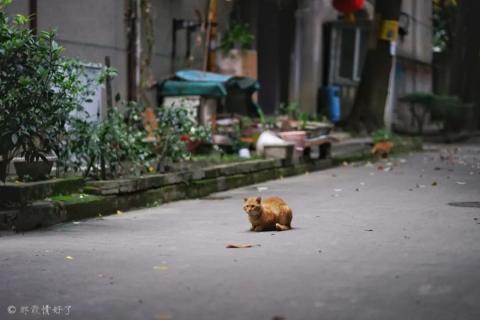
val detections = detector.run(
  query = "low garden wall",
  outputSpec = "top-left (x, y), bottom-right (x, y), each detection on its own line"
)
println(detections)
top-left (0, 158), bottom-right (332, 232)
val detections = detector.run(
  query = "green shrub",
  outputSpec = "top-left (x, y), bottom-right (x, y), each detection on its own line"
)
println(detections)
top-left (64, 101), bottom-right (153, 179)
top-left (372, 129), bottom-right (397, 144)
top-left (0, 6), bottom-right (96, 180)
top-left (399, 93), bottom-right (464, 134)
top-left (152, 107), bottom-right (211, 164)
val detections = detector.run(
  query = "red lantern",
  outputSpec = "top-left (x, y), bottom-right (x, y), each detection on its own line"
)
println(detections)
top-left (332, 0), bottom-right (365, 13)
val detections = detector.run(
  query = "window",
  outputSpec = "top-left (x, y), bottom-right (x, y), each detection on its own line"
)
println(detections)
top-left (327, 23), bottom-right (369, 85)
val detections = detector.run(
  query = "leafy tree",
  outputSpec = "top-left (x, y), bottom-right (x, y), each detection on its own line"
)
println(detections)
top-left (0, 7), bottom-right (91, 181)
top-left (449, 0), bottom-right (480, 128)
top-left (433, 0), bottom-right (458, 52)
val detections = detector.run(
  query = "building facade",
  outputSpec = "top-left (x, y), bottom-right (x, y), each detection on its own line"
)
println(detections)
top-left (6, 0), bottom-right (234, 116)
top-left (6, 0), bottom-right (433, 132)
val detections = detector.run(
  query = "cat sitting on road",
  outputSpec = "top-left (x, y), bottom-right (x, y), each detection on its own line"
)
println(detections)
top-left (243, 196), bottom-right (293, 232)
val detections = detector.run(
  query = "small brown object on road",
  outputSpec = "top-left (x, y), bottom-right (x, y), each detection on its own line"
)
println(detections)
top-left (226, 244), bottom-right (255, 249)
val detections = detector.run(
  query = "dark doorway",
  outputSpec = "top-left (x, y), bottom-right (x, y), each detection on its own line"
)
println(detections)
top-left (257, 0), bottom-right (298, 114)
top-left (232, 0), bottom-right (297, 115)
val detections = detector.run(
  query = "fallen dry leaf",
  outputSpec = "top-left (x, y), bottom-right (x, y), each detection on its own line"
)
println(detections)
top-left (153, 265), bottom-right (169, 271)
top-left (154, 313), bottom-right (173, 320)
top-left (432, 181), bottom-right (438, 186)
top-left (226, 244), bottom-right (255, 249)
top-left (116, 210), bottom-right (123, 215)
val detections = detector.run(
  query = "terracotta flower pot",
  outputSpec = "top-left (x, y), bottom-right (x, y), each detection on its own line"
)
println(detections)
top-left (279, 131), bottom-right (307, 159)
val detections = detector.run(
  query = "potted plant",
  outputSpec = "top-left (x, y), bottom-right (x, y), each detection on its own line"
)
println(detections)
top-left (0, 7), bottom-right (89, 181)
top-left (371, 129), bottom-right (395, 158)
top-left (220, 22), bottom-right (255, 53)
top-left (217, 22), bottom-right (257, 78)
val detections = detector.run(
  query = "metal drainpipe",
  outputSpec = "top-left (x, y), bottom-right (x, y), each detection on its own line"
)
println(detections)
top-left (127, 0), bottom-right (141, 102)
top-left (29, 0), bottom-right (37, 35)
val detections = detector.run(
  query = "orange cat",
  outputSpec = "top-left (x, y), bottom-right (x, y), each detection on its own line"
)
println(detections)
top-left (372, 141), bottom-right (394, 158)
top-left (243, 196), bottom-right (293, 232)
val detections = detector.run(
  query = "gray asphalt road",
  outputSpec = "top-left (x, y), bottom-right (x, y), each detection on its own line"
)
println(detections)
top-left (1, 143), bottom-right (480, 320)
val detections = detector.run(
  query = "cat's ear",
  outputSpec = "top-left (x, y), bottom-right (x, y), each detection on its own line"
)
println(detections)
top-left (256, 197), bottom-right (261, 203)
top-left (244, 197), bottom-right (248, 202)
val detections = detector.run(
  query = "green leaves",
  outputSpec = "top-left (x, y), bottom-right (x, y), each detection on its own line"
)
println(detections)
top-left (0, 11), bottom-right (95, 172)
top-left (372, 129), bottom-right (397, 144)
top-left (0, 0), bottom-right (12, 10)
top-left (220, 22), bottom-right (255, 53)
top-left (151, 106), bottom-right (211, 164)
top-left (14, 14), bottom-right (28, 25)
top-left (98, 66), bottom-right (118, 84)
top-left (64, 102), bottom-right (154, 179)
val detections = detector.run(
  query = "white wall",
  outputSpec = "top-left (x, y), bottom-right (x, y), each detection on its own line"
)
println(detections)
top-left (393, 0), bottom-right (434, 132)
top-left (290, 0), bottom-right (337, 114)
top-left (397, 0), bottom-right (433, 64)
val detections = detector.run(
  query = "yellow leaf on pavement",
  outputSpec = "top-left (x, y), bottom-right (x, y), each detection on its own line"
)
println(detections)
top-left (153, 265), bottom-right (169, 271)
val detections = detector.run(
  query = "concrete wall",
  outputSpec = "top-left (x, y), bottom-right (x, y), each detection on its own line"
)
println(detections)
top-left (397, 0), bottom-right (433, 64)
top-left (150, 0), bottom-right (233, 80)
top-left (290, 0), bottom-right (374, 115)
top-left (290, 0), bottom-right (337, 115)
top-left (6, 0), bottom-right (127, 116)
top-left (393, 0), bottom-right (434, 132)
top-left (5, 0), bottom-right (234, 111)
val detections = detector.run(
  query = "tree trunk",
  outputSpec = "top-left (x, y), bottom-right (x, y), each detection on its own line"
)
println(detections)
top-left (347, 0), bottom-right (403, 133)
top-left (450, 0), bottom-right (480, 129)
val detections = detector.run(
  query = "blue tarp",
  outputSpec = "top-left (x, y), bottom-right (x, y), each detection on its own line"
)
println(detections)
top-left (175, 70), bottom-right (232, 83)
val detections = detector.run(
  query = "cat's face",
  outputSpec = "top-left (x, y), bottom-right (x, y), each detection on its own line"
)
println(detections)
top-left (243, 197), bottom-right (262, 217)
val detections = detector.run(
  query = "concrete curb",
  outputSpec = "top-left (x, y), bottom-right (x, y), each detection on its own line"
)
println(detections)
top-left (2, 138), bottom-right (422, 232)
top-left (5, 159), bottom-right (332, 232)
